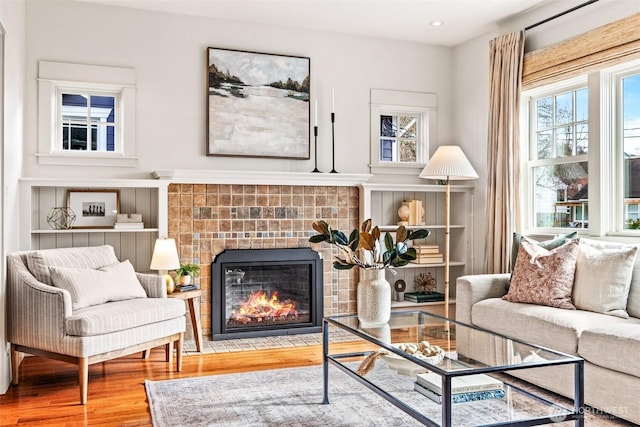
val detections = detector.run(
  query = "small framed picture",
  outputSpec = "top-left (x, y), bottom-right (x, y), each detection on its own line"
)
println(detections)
top-left (67, 189), bottom-right (120, 229)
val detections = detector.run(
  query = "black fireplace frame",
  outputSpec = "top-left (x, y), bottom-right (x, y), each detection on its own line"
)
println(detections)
top-left (211, 248), bottom-right (323, 340)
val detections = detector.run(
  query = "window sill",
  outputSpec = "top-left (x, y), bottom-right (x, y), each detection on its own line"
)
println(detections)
top-left (369, 163), bottom-right (426, 176)
top-left (36, 153), bottom-right (138, 168)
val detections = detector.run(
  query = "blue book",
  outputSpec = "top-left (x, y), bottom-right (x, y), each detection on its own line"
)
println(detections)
top-left (414, 381), bottom-right (506, 404)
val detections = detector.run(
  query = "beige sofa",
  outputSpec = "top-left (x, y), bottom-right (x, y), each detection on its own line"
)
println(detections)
top-left (456, 239), bottom-right (640, 425)
top-left (7, 245), bottom-right (187, 404)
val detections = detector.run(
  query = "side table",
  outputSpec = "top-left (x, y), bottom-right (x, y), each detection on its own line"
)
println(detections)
top-left (168, 289), bottom-right (205, 353)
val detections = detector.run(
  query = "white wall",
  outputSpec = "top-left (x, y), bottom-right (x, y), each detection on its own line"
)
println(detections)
top-left (453, 0), bottom-right (640, 273)
top-left (0, 0), bottom-right (25, 395)
top-left (23, 0), bottom-right (452, 179)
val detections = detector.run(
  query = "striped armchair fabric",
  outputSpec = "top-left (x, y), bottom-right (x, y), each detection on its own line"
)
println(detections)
top-left (7, 245), bottom-right (186, 404)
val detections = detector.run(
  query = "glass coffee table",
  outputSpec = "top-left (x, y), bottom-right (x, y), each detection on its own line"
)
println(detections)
top-left (323, 311), bottom-right (584, 426)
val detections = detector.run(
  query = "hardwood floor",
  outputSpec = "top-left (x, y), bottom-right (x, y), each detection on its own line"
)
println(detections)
top-left (0, 342), bottom-right (371, 426)
top-left (0, 336), bottom-right (452, 426)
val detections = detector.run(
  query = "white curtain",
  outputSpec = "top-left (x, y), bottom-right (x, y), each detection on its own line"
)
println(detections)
top-left (484, 31), bottom-right (525, 274)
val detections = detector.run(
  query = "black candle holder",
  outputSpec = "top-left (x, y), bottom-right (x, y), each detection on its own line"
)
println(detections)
top-left (330, 112), bottom-right (337, 173)
top-left (311, 126), bottom-right (321, 173)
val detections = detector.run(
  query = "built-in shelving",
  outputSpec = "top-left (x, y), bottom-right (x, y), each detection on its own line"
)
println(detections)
top-left (360, 183), bottom-right (475, 319)
top-left (20, 178), bottom-right (170, 272)
top-left (32, 228), bottom-right (160, 234)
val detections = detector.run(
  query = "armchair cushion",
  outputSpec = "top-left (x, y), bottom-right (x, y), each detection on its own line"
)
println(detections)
top-left (66, 298), bottom-right (186, 336)
top-left (27, 245), bottom-right (119, 285)
top-left (50, 260), bottom-right (147, 309)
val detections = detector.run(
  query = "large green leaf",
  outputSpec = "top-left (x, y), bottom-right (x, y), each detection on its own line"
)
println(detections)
top-left (408, 229), bottom-right (430, 240)
top-left (333, 261), bottom-right (355, 270)
top-left (391, 259), bottom-right (410, 267)
top-left (309, 234), bottom-right (330, 243)
top-left (331, 230), bottom-right (349, 245)
top-left (384, 232), bottom-right (394, 252)
top-left (348, 229), bottom-right (360, 251)
top-left (404, 247), bottom-right (417, 259)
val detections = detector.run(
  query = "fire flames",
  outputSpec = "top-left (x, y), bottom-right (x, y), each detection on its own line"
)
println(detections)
top-left (231, 291), bottom-right (299, 324)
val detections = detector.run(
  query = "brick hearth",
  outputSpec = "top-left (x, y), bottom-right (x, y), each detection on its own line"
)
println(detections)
top-left (167, 183), bottom-right (360, 338)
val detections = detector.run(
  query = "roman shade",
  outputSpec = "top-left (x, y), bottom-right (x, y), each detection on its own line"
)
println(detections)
top-left (522, 12), bottom-right (640, 89)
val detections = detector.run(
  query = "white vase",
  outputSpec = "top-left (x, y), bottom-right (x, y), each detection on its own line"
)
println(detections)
top-left (357, 268), bottom-right (391, 327)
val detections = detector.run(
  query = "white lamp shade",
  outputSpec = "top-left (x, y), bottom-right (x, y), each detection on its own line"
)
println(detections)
top-left (150, 238), bottom-right (180, 271)
top-left (419, 145), bottom-right (479, 181)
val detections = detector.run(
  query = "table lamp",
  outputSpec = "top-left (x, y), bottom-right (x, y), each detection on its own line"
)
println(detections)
top-left (419, 146), bottom-right (478, 327)
top-left (150, 237), bottom-right (180, 294)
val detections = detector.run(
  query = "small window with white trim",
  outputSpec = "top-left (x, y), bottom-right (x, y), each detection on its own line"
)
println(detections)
top-left (59, 90), bottom-right (118, 152)
top-left (379, 112), bottom-right (419, 162)
top-left (369, 89), bottom-right (436, 175)
top-left (38, 61), bottom-right (137, 167)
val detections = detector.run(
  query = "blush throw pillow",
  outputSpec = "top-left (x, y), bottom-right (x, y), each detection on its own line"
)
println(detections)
top-left (50, 260), bottom-right (147, 310)
top-left (572, 241), bottom-right (638, 318)
top-left (510, 231), bottom-right (578, 271)
top-left (504, 237), bottom-right (579, 309)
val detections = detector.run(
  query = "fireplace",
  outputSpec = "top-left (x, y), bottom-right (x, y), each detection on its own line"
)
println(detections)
top-left (211, 248), bottom-right (323, 340)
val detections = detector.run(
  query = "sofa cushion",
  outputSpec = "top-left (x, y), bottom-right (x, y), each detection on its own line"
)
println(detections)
top-left (510, 231), bottom-right (578, 271)
top-left (573, 242), bottom-right (637, 318)
top-left (66, 297), bottom-right (186, 336)
top-left (504, 237), bottom-right (578, 310)
top-left (472, 298), bottom-right (633, 355)
top-left (579, 324), bottom-right (640, 378)
top-left (50, 260), bottom-right (147, 310)
top-left (26, 245), bottom-right (119, 285)
top-left (581, 238), bottom-right (640, 319)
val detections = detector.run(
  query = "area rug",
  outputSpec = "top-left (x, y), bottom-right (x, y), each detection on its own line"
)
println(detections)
top-left (145, 364), bottom-right (632, 426)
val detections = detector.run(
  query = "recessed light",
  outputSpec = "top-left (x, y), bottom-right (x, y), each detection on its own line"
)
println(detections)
top-left (430, 21), bottom-right (443, 27)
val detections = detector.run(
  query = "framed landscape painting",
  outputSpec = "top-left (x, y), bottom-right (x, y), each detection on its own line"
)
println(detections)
top-left (207, 47), bottom-right (310, 159)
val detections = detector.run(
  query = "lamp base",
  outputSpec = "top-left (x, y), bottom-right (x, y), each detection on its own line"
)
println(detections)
top-left (163, 274), bottom-right (176, 294)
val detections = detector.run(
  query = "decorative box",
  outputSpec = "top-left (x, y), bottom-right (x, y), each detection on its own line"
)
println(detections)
top-left (116, 213), bottom-right (142, 223)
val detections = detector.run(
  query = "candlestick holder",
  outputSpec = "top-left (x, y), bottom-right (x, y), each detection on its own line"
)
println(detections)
top-left (311, 126), bottom-right (321, 173)
top-left (330, 112), bottom-right (338, 173)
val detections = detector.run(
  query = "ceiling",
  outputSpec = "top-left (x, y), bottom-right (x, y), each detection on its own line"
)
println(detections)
top-left (78, 0), bottom-right (553, 47)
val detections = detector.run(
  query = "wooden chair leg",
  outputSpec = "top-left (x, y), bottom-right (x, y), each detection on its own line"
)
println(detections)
top-left (10, 344), bottom-right (20, 385)
top-left (176, 333), bottom-right (184, 372)
top-left (79, 357), bottom-right (88, 405)
top-left (165, 341), bottom-right (174, 363)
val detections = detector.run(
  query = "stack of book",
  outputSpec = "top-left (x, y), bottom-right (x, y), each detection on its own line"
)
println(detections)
top-left (176, 284), bottom-right (199, 292)
top-left (404, 291), bottom-right (445, 303)
top-left (411, 245), bottom-right (443, 264)
top-left (414, 371), bottom-right (505, 404)
top-left (114, 213), bottom-right (144, 230)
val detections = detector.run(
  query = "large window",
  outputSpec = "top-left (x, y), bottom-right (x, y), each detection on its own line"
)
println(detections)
top-left (523, 61), bottom-right (640, 234)
top-left (527, 86), bottom-right (589, 229)
top-left (622, 73), bottom-right (640, 229)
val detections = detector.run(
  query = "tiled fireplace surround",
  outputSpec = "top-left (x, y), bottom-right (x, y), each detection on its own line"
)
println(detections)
top-left (168, 183), bottom-right (360, 339)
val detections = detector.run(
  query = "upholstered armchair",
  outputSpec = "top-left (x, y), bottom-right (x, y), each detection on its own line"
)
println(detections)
top-left (7, 245), bottom-right (186, 404)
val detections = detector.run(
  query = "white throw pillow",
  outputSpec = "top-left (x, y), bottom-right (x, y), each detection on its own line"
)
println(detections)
top-left (50, 260), bottom-right (147, 310)
top-left (573, 241), bottom-right (638, 318)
